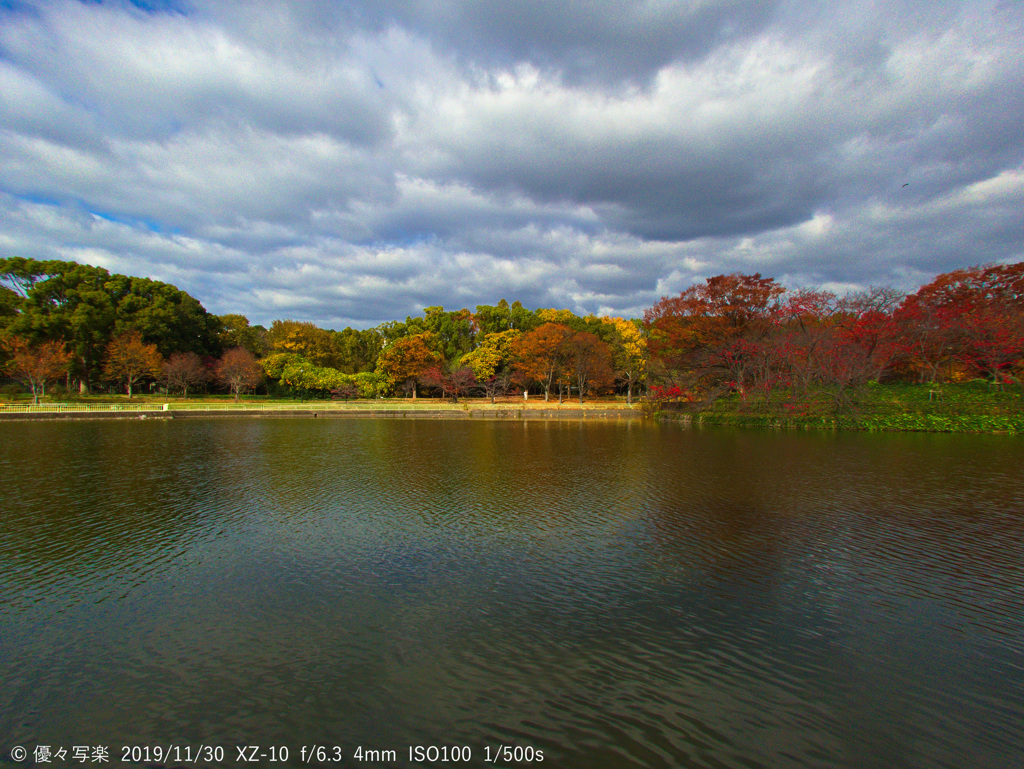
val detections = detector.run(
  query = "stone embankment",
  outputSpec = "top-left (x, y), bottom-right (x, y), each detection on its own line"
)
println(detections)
top-left (0, 406), bottom-right (641, 422)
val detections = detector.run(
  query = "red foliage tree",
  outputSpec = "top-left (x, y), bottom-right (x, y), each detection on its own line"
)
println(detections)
top-left (644, 273), bottom-right (785, 397)
top-left (216, 347), bottom-right (263, 401)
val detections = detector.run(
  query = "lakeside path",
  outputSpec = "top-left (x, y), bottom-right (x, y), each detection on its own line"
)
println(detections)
top-left (0, 400), bottom-right (643, 422)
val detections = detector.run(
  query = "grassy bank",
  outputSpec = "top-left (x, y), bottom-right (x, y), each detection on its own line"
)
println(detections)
top-left (654, 381), bottom-right (1024, 434)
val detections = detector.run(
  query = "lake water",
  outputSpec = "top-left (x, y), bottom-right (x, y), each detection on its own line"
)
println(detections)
top-left (1, 418), bottom-right (1023, 769)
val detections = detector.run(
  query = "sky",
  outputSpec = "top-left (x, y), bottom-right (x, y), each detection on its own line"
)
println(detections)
top-left (1, 0), bottom-right (1022, 329)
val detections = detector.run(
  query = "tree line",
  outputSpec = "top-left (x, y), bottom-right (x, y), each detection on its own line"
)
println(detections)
top-left (644, 264), bottom-right (1024, 408)
top-left (2, 257), bottom-right (1021, 404)
top-left (0, 258), bottom-right (644, 403)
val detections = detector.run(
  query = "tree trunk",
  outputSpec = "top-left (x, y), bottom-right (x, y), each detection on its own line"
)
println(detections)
top-left (627, 382), bottom-right (632, 405)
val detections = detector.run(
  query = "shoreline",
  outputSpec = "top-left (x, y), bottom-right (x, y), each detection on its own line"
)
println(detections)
top-left (0, 406), bottom-right (642, 422)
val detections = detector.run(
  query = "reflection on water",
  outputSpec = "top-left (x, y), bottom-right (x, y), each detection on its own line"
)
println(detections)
top-left (2, 419), bottom-right (1023, 768)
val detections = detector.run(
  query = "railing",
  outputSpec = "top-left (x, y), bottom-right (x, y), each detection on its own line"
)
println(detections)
top-left (0, 403), bottom-right (150, 413)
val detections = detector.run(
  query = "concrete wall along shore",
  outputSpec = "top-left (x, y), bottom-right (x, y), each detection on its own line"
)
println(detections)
top-left (0, 406), bottom-right (641, 422)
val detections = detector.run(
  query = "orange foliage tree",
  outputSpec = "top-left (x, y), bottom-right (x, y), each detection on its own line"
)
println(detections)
top-left (3, 337), bottom-right (73, 404)
top-left (374, 333), bottom-right (443, 398)
top-left (511, 323), bottom-right (572, 401)
top-left (103, 330), bottom-right (163, 398)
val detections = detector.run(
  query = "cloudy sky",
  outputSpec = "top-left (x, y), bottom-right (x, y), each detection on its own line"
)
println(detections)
top-left (1, 0), bottom-right (1022, 329)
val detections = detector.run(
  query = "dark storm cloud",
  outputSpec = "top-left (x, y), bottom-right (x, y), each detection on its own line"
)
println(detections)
top-left (345, 0), bottom-right (780, 86)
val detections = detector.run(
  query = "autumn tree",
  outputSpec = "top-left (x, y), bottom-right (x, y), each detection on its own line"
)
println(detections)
top-left (461, 329), bottom-right (521, 380)
top-left (374, 333), bottom-right (443, 398)
top-left (267, 320), bottom-right (342, 367)
top-left (511, 323), bottom-right (572, 401)
top-left (897, 263), bottom-right (1024, 384)
top-left (103, 331), bottom-right (163, 398)
top-left (564, 331), bottom-right (614, 403)
top-left (162, 351), bottom-right (208, 397)
top-left (606, 317), bottom-right (647, 404)
top-left (216, 347), bottom-right (263, 401)
top-left (3, 337), bottom-right (73, 404)
top-left (644, 273), bottom-right (785, 397)
top-left (420, 362), bottom-right (478, 402)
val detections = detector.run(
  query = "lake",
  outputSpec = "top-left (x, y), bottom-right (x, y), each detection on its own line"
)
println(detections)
top-left (1, 418), bottom-right (1022, 768)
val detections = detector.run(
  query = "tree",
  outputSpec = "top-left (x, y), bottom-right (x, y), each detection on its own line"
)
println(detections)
top-left (374, 333), bottom-right (442, 398)
top-left (103, 331), bottom-right (163, 398)
top-left (216, 347), bottom-right (263, 401)
top-left (606, 317), bottom-right (647, 404)
top-left (162, 351), bottom-right (208, 397)
top-left (108, 274), bottom-right (222, 357)
top-left (267, 320), bottom-right (342, 367)
top-left (420, 362), bottom-right (478, 402)
top-left (564, 331), bottom-right (614, 403)
top-left (461, 329), bottom-right (521, 380)
top-left (511, 323), bottom-right (572, 401)
top-left (218, 314), bottom-right (268, 357)
top-left (3, 337), bottom-right (73, 404)
top-left (1, 258), bottom-right (219, 391)
top-left (644, 273), bottom-right (785, 396)
top-left (2, 259), bottom-right (117, 391)
top-left (480, 370), bottom-right (513, 403)
top-left (420, 306), bottom-right (477, 360)
top-left (332, 326), bottom-right (385, 374)
top-left (897, 263), bottom-right (1024, 384)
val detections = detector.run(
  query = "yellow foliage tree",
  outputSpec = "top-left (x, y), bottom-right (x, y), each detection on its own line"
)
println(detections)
top-left (460, 329), bottom-right (522, 380)
top-left (605, 317), bottom-right (648, 404)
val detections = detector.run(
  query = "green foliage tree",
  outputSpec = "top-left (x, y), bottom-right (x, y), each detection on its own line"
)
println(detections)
top-left (332, 326), bottom-right (385, 374)
top-left (108, 275), bottom-right (221, 356)
top-left (218, 314), bottom-right (268, 357)
top-left (1, 258), bottom-right (219, 391)
top-left (420, 306), bottom-right (477, 360)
